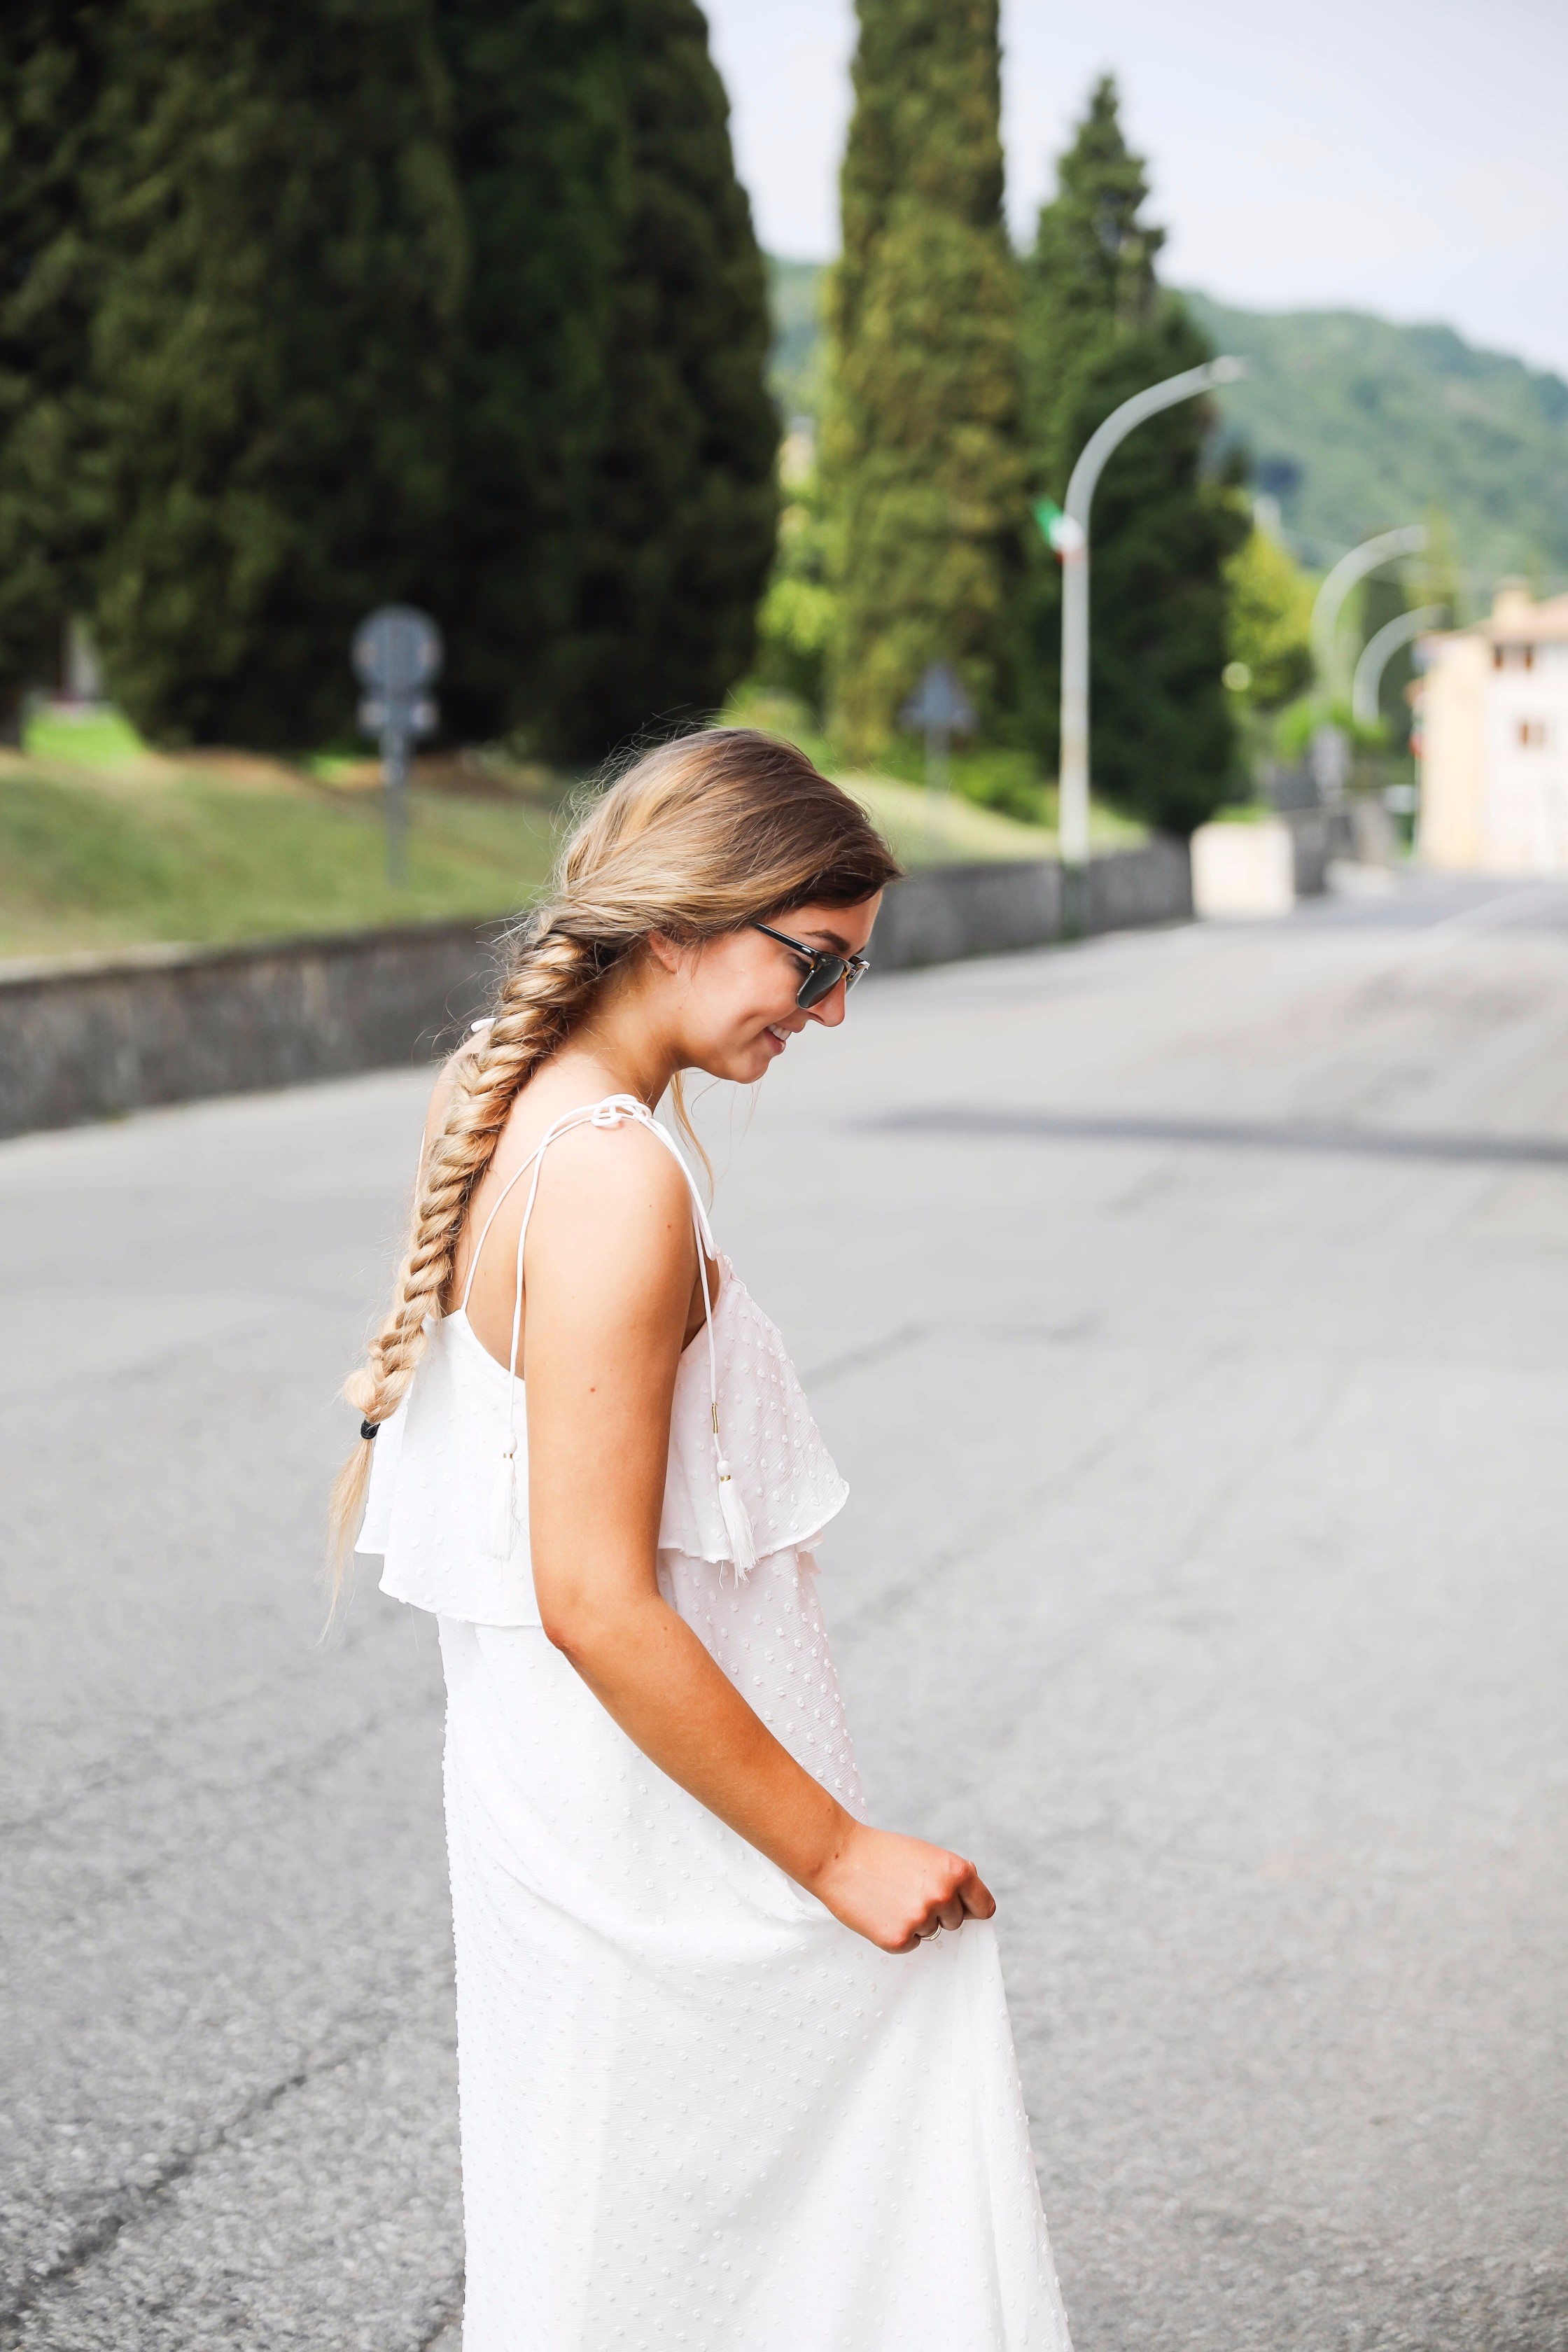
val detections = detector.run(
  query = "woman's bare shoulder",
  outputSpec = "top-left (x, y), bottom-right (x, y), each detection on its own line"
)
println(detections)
top-left (518, 1114), bottom-right (700, 1348)
top-left (534, 1112), bottom-right (694, 1233)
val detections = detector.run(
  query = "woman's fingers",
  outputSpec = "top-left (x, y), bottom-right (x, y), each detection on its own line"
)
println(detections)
top-left (960, 1867), bottom-right (996, 1920)
top-left (911, 1860), bottom-right (995, 1943)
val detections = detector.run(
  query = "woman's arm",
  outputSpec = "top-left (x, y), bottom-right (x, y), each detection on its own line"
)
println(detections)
top-left (522, 1125), bottom-right (993, 1954)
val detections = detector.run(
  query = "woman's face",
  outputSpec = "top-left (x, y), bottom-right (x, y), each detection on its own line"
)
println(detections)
top-left (659, 895), bottom-right (883, 1085)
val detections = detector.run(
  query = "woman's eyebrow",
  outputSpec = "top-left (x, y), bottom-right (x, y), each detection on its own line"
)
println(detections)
top-left (801, 926), bottom-right (850, 951)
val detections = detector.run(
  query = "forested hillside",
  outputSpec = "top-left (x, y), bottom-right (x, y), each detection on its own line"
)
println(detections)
top-left (769, 259), bottom-right (1568, 593)
top-left (1185, 293), bottom-right (1568, 590)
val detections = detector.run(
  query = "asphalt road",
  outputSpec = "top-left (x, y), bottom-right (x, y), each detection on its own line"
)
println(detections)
top-left (4, 872), bottom-right (1567, 2351)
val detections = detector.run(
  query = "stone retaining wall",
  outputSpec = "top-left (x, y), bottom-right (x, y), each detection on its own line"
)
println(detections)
top-left (0, 839), bottom-right (1190, 1139)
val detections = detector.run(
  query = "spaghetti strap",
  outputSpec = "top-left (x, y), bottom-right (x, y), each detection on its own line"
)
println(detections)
top-left (461, 1156), bottom-right (539, 1315)
top-left (477, 1094), bottom-right (755, 1574)
top-left (463, 1093), bottom-right (716, 1312)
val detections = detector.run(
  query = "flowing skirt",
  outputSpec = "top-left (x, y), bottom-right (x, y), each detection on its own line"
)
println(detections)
top-left (438, 1548), bottom-right (1071, 2351)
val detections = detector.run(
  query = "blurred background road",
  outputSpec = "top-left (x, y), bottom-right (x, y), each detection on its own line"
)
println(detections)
top-left (4, 876), bottom-right (1567, 2352)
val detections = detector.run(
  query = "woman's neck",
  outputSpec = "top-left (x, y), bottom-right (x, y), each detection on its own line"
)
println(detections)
top-left (545, 1004), bottom-right (680, 1112)
top-left (526, 943), bottom-right (697, 1110)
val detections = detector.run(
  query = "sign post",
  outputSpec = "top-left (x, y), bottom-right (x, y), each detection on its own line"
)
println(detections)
top-left (899, 662), bottom-right (977, 856)
top-left (353, 606), bottom-right (444, 886)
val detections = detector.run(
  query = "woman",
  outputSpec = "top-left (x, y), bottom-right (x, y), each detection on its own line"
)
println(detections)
top-left (334, 730), bottom-right (1072, 2350)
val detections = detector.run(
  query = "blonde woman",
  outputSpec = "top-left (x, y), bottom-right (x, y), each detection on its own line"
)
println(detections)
top-left (335, 732), bottom-right (1072, 2350)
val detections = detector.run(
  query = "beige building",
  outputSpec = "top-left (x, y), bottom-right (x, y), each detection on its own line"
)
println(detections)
top-left (1417, 584), bottom-right (1568, 872)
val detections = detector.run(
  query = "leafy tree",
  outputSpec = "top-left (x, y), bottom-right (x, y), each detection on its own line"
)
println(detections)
top-left (0, 4), bottom-right (107, 728)
top-left (823, 0), bottom-right (1025, 762)
top-left (1225, 522), bottom-right (1313, 710)
top-left (545, 0), bottom-right (778, 757)
top-left (1021, 78), bottom-right (1247, 834)
top-left (80, 0), bottom-right (465, 749)
top-left (751, 430), bottom-right (836, 716)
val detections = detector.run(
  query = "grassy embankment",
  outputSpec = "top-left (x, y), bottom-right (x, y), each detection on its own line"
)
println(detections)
top-left (0, 713), bottom-right (564, 962)
top-left (0, 699), bottom-right (1138, 964)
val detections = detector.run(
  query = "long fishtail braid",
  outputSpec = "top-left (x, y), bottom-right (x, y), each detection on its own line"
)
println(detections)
top-left (327, 923), bottom-right (612, 1578)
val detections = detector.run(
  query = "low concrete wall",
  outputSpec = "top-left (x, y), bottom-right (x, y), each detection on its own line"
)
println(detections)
top-left (870, 836), bottom-right (1190, 971)
top-left (868, 859), bottom-right (1063, 969)
top-left (0, 920), bottom-right (507, 1142)
top-left (0, 839), bottom-right (1191, 1139)
top-left (1084, 834), bottom-right (1194, 934)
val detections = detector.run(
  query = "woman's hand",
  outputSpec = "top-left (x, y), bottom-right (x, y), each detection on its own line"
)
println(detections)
top-left (808, 1821), bottom-right (996, 1954)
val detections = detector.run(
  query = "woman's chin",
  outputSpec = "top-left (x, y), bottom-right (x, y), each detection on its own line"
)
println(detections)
top-left (686, 1044), bottom-right (774, 1085)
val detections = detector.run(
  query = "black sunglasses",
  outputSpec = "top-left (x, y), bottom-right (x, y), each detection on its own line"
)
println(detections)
top-left (752, 920), bottom-right (871, 1009)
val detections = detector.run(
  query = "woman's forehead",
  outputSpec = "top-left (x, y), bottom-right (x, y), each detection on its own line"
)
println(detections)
top-left (778, 895), bottom-right (881, 950)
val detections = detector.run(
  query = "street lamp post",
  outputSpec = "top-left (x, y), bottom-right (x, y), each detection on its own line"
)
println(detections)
top-left (1309, 525), bottom-right (1427, 705)
top-left (1350, 606), bottom-right (1446, 730)
top-left (1053, 356), bottom-right (1247, 923)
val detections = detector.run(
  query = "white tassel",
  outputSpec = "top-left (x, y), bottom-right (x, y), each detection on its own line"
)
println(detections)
top-left (715, 1452), bottom-right (758, 1579)
top-left (488, 1440), bottom-right (518, 1558)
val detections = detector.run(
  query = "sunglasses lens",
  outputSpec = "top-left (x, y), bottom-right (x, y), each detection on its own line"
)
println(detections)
top-left (796, 958), bottom-right (847, 1009)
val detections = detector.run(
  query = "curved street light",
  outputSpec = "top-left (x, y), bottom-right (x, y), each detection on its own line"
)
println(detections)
top-left (1056, 356), bottom-right (1247, 886)
top-left (1310, 525), bottom-right (1427, 703)
top-left (1350, 606), bottom-right (1446, 729)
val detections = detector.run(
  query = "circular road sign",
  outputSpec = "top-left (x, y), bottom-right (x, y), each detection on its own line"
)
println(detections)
top-left (352, 606), bottom-right (444, 698)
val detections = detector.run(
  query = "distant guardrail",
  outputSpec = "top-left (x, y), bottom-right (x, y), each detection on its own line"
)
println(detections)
top-left (0, 839), bottom-right (1190, 1140)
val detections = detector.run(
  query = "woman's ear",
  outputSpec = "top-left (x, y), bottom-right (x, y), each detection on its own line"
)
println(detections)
top-left (645, 930), bottom-right (685, 979)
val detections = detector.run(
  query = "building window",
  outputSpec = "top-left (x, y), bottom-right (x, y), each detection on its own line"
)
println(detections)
top-left (1518, 718), bottom-right (1548, 748)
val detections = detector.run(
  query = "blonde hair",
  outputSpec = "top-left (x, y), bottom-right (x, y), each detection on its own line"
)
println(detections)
top-left (327, 727), bottom-right (900, 1585)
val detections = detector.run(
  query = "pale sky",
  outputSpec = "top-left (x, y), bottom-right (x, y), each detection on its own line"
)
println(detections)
top-left (704, 0), bottom-right (1568, 379)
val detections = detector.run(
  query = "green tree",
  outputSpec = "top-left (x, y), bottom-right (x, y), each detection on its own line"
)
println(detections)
top-left (81, 0), bottom-right (465, 749)
top-left (1021, 78), bottom-right (1246, 834)
top-left (823, 0), bottom-right (1025, 762)
top-left (0, 4), bottom-right (107, 727)
top-left (751, 428), bottom-right (836, 715)
top-left (429, 0), bottom-right (622, 746)
top-left (545, 0), bottom-right (778, 757)
top-left (1224, 522), bottom-right (1313, 711)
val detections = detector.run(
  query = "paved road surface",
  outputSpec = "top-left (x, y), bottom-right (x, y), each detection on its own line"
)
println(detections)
top-left (4, 874), bottom-right (1567, 2351)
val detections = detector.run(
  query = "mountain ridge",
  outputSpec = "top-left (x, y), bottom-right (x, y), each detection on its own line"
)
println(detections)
top-left (1185, 290), bottom-right (1568, 594)
top-left (766, 257), bottom-right (1568, 599)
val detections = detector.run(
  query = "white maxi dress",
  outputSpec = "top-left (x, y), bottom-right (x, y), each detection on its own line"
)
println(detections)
top-left (357, 1095), bottom-right (1072, 2352)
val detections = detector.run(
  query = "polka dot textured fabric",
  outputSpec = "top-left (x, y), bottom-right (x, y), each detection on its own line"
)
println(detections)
top-left (441, 1553), bottom-right (1072, 2351)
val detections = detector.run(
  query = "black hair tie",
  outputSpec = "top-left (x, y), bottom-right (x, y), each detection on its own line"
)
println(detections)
top-left (360, 1418), bottom-right (379, 1441)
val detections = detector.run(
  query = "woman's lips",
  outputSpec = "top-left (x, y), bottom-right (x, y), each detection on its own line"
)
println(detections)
top-left (764, 1023), bottom-right (789, 1052)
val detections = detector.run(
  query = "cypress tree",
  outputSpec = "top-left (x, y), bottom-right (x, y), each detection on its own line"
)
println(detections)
top-left (428, 0), bottom-right (624, 746)
top-left (80, 0), bottom-right (464, 749)
top-left (1021, 78), bottom-right (1247, 835)
top-left (823, 0), bottom-right (1024, 762)
top-left (8, 0), bottom-right (771, 758)
top-left (545, 0), bottom-right (778, 758)
top-left (0, 4), bottom-right (106, 725)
